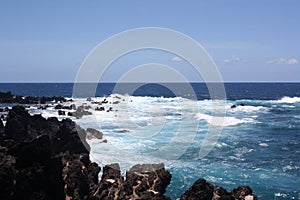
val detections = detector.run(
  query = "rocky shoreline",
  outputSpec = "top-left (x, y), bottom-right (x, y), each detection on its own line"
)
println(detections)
top-left (0, 92), bottom-right (257, 200)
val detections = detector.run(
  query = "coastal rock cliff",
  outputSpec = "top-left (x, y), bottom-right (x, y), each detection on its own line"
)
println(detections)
top-left (0, 105), bottom-right (257, 200)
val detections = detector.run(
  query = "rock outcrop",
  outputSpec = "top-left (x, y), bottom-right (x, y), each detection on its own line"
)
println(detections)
top-left (96, 163), bottom-right (171, 200)
top-left (67, 105), bottom-right (92, 119)
top-left (180, 178), bottom-right (257, 200)
top-left (0, 91), bottom-right (67, 104)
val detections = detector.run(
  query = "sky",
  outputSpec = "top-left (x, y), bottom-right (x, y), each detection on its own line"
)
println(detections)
top-left (0, 0), bottom-right (299, 82)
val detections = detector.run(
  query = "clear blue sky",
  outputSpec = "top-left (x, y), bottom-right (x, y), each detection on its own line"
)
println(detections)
top-left (0, 0), bottom-right (299, 82)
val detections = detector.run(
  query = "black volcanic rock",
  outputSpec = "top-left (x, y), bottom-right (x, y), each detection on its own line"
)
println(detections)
top-left (59, 152), bottom-right (100, 200)
top-left (182, 179), bottom-right (257, 200)
top-left (97, 163), bottom-right (126, 200)
top-left (55, 104), bottom-right (63, 109)
top-left (96, 163), bottom-right (171, 200)
top-left (0, 91), bottom-right (67, 104)
top-left (180, 178), bottom-right (214, 200)
top-left (0, 147), bottom-right (16, 200)
top-left (125, 163), bottom-right (172, 200)
top-left (213, 186), bottom-right (233, 200)
top-left (231, 186), bottom-right (257, 200)
top-left (3, 106), bottom-right (90, 154)
top-left (67, 105), bottom-right (92, 119)
top-left (58, 110), bottom-right (65, 115)
top-left (0, 106), bottom-right (96, 199)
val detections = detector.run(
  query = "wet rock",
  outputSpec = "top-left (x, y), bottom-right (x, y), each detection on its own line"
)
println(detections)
top-left (180, 178), bottom-right (214, 200)
top-left (231, 105), bottom-right (237, 109)
top-left (68, 106), bottom-right (92, 119)
top-left (58, 110), bottom-right (65, 115)
top-left (95, 107), bottom-right (105, 111)
top-left (70, 104), bottom-right (76, 110)
top-left (102, 98), bottom-right (109, 104)
top-left (86, 128), bottom-right (103, 140)
top-left (55, 104), bottom-right (63, 109)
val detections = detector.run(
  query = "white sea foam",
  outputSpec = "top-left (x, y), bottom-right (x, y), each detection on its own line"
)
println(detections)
top-left (275, 96), bottom-right (300, 104)
top-left (227, 105), bottom-right (267, 113)
top-left (274, 192), bottom-right (288, 198)
top-left (259, 143), bottom-right (269, 147)
top-left (195, 113), bottom-right (256, 126)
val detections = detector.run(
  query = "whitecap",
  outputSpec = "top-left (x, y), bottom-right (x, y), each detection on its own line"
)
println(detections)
top-left (274, 96), bottom-right (300, 104)
top-left (195, 113), bottom-right (257, 126)
top-left (227, 105), bottom-right (268, 113)
top-left (259, 143), bottom-right (269, 147)
top-left (274, 192), bottom-right (288, 198)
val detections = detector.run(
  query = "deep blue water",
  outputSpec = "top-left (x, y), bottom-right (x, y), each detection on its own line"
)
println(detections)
top-left (1, 82), bottom-right (300, 100)
top-left (1, 83), bottom-right (300, 199)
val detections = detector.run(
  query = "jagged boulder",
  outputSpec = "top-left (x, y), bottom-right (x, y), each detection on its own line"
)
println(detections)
top-left (213, 186), bottom-right (233, 200)
top-left (4, 106), bottom-right (90, 153)
top-left (231, 186), bottom-right (257, 200)
top-left (59, 152), bottom-right (100, 200)
top-left (96, 163), bottom-right (172, 200)
top-left (125, 163), bottom-right (172, 200)
top-left (180, 178), bottom-right (214, 200)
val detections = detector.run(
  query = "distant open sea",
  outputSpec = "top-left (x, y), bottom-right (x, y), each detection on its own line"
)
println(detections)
top-left (1, 82), bottom-right (300, 199)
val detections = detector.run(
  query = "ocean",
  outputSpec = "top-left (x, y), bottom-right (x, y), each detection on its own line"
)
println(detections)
top-left (1, 83), bottom-right (300, 199)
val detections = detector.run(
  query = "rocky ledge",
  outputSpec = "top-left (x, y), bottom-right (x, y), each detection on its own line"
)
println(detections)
top-left (0, 106), bottom-right (257, 200)
top-left (0, 91), bottom-right (68, 104)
